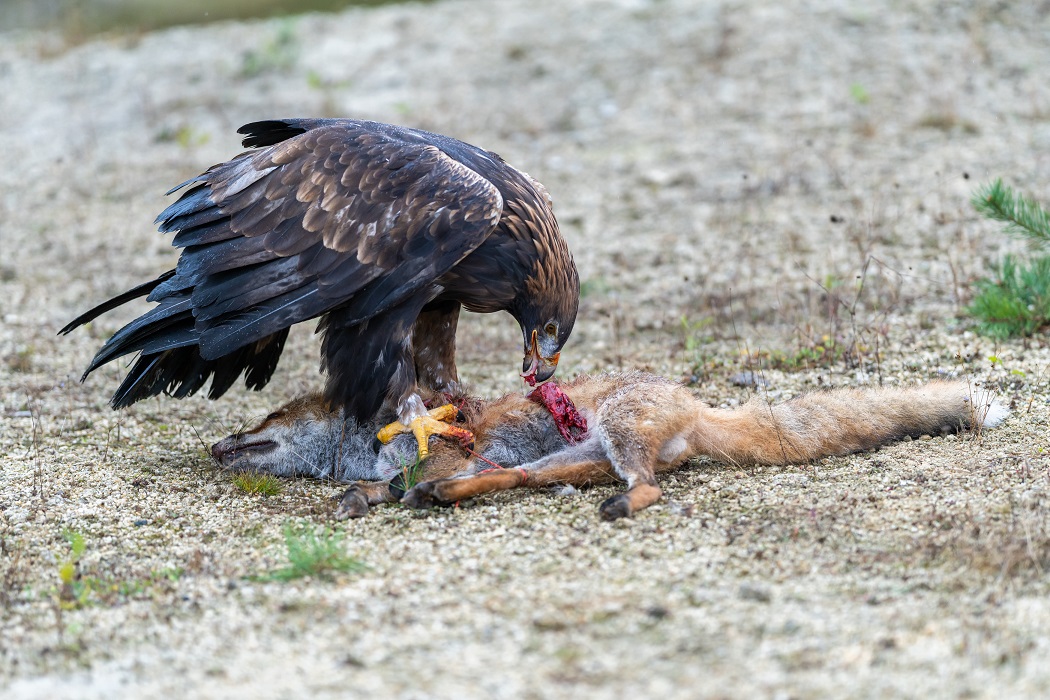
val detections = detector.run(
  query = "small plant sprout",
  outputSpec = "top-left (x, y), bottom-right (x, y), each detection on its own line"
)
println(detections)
top-left (849, 83), bottom-right (870, 104)
top-left (398, 456), bottom-right (427, 492)
top-left (256, 522), bottom-right (366, 583)
top-left (55, 531), bottom-right (183, 608)
top-left (58, 529), bottom-right (90, 610)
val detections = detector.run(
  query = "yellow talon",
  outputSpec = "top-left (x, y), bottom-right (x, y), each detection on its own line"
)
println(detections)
top-left (377, 420), bottom-right (409, 445)
top-left (426, 404), bottom-right (460, 423)
top-left (377, 404), bottom-right (474, 460)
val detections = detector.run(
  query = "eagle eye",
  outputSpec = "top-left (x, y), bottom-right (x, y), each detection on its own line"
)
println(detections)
top-left (544, 322), bottom-right (558, 336)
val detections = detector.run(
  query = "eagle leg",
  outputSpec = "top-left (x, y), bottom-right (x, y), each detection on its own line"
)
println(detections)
top-left (376, 405), bottom-right (475, 461)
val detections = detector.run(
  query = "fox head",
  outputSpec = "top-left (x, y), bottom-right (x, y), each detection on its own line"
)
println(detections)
top-left (211, 394), bottom-right (420, 482)
top-left (211, 394), bottom-right (341, 478)
top-left (211, 391), bottom-right (502, 486)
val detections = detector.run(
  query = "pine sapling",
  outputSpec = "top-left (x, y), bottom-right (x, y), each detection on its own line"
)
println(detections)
top-left (973, 179), bottom-right (1050, 246)
top-left (968, 180), bottom-right (1050, 338)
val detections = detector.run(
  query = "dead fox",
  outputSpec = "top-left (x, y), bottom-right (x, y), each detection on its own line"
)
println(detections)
top-left (211, 372), bottom-right (1006, 520)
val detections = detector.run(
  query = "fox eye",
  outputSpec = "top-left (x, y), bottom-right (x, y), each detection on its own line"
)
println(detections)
top-left (544, 322), bottom-right (558, 336)
top-left (265, 412), bottom-right (281, 421)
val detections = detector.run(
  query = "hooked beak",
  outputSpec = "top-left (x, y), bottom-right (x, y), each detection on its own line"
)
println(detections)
top-left (521, 330), bottom-right (560, 386)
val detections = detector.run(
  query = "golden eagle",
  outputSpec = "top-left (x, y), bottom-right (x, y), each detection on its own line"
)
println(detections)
top-left (62, 119), bottom-right (579, 454)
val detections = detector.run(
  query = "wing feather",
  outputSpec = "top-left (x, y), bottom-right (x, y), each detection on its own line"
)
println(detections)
top-left (75, 118), bottom-right (508, 407)
top-left (166, 121), bottom-right (504, 359)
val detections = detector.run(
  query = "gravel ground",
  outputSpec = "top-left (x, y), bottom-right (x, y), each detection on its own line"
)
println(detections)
top-left (2, 0), bottom-right (1050, 697)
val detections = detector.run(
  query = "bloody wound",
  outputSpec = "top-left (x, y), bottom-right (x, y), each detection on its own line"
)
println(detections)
top-left (528, 382), bottom-right (589, 444)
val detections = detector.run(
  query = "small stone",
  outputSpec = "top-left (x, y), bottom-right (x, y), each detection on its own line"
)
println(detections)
top-left (739, 583), bottom-right (772, 603)
top-left (729, 371), bottom-right (771, 388)
top-left (772, 473), bottom-right (811, 487)
top-left (532, 615), bottom-right (569, 631)
top-left (667, 501), bottom-right (694, 517)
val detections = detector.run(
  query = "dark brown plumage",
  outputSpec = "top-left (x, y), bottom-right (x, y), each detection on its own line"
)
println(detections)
top-left (61, 118), bottom-right (579, 425)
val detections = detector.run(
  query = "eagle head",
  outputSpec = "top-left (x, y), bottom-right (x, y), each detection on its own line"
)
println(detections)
top-left (516, 269), bottom-right (579, 386)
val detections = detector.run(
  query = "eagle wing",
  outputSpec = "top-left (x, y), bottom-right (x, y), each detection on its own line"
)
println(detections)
top-left (160, 119), bottom-right (504, 358)
top-left (65, 119), bottom-right (504, 405)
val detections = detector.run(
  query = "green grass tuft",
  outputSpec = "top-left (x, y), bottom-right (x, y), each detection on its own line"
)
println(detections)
top-left (256, 522), bottom-right (367, 582)
top-left (232, 472), bottom-right (283, 497)
top-left (398, 456), bottom-right (427, 492)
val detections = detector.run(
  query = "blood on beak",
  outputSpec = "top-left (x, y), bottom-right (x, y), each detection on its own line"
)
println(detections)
top-left (521, 330), bottom-right (559, 385)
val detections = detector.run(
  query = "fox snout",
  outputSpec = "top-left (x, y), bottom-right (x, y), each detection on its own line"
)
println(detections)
top-left (211, 436), bottom-right (236, 463)
top-left (210, 433), bottom-right (277, 466)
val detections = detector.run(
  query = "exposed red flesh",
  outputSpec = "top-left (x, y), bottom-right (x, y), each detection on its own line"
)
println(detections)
top-left (528, 381), bottom-right (588, 444)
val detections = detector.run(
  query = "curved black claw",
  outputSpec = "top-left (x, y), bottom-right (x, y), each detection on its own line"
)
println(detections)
top-left (598, 494), bottom-right (632, 521)
top-left (335, 487), bottom-right (371, 520)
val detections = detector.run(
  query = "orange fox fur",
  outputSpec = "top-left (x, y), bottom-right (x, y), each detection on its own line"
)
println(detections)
top-left (210, 371), bottom-right (1006, 520)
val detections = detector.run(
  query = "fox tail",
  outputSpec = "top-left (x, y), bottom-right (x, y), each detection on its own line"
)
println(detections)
top-left (692, 380), bottom-right (1007, 466)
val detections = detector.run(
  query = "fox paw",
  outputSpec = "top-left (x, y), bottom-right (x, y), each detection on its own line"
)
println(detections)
top-left (401, 481), bottom-right (449, 510)
top-left (598, 494), bottom-right (633, 521)
top-left (335, 487), bottom-right (370, 520)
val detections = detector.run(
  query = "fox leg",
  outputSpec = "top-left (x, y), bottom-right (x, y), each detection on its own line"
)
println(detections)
top-left (594, 426), bottom-right (662, 520)
top-left (591, 393), bottom-right (697, 519)
top-left (334, 481), bottom-right (400, 520)
top-left (596, 474), bottom-right (662, 521)
top-left (402, 439), bottom-right (614, 509)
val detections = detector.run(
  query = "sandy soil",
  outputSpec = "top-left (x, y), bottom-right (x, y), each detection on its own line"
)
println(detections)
top-left (2, 0), bottom-right (1049, 697)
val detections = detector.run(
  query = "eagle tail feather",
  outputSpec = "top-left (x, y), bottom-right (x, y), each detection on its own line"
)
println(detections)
top-left (108, 329), bottom-right (289, 409)
top-left (58, 271), bottom-right (176, 336)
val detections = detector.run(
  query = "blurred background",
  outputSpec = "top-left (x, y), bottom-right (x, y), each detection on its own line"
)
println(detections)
top-left (2, 0), bottom-right (409, 34)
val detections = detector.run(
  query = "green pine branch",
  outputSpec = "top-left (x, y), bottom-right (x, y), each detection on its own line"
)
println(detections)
top-left (968, 254), bottom-right (1050, 338)
top-left (972, 178), bottom-right (1050, 247)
